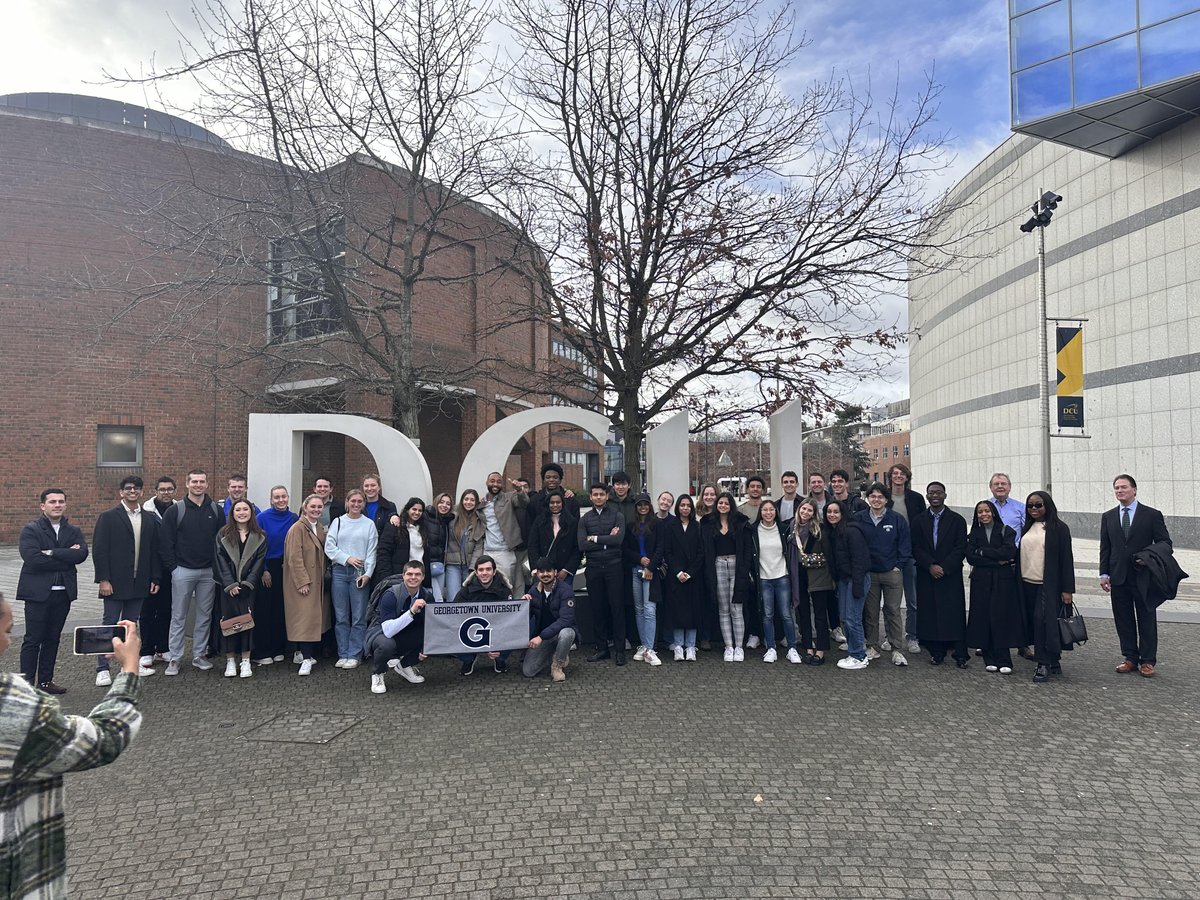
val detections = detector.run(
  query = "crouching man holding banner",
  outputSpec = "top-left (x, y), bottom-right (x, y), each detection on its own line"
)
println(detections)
top-left (428, 556), bottom-right (528, 675)
top-left (364, 561), bottom-right (429, 694)
top-left (522, 556), bottom-right (577, 683)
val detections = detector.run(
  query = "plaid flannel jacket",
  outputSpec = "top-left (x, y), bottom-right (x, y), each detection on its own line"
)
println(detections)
top-left (1, 672), bottom-right (142, 899)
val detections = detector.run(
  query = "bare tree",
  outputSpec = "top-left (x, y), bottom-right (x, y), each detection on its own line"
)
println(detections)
top-left (502, 0), bottom-right (960, 488)
top-left (103, 0), bottom-right (523, 439)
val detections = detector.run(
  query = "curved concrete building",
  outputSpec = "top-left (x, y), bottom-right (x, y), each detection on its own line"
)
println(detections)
top-left (909, 117), bottom-right (1200, 544)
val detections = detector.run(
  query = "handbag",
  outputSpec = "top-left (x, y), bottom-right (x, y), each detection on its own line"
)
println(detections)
top-left (220, 612), bottom-right (255, 637)
top-left (1057, 603), bottom-right (1087, 647)
top-left (799, 552), bottom-right (826, 569)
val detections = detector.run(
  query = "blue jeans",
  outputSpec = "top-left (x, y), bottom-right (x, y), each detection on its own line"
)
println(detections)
top-left (837, 574), bottom-right (870, 661)
top-left (632, 567), bottom-right (657, 649)
top-left (673, 628), bottom-right (697, 650)
top-left (331, 564), bottom-right (369, 658)
top-left (759, 575), bottom-right (796, 650)
top-left (445, 564), bottom-right (467, 602)
top-left (430, 562), bottom-right (446, 602)
top-left (901, 558), bottom-right (917, 640)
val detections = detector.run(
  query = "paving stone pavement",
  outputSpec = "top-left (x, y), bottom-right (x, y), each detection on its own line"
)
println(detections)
top-left (37, 616), bottom-right (1200, 899)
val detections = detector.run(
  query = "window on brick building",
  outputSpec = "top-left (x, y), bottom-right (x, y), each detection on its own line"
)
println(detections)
top-left (268, 221), bottom-right (345, 344)
top-left (882, 446), bottom-right (888, 459)
top-left (904, 444), bottom-right (910, 457)
top-left (873, 447), bottom-right (878, 460)
top-left (97, 425), bottom-right (143, 467)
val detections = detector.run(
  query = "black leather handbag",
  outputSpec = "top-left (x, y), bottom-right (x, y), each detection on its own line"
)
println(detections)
top-left (1058, 603), bottom-right (1088, 647)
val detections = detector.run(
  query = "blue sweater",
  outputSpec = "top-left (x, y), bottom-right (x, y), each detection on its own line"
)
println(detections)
top-left (855, 508), bottom-right (913, 572)
top-left (258, 507), bottom-right (299, 560)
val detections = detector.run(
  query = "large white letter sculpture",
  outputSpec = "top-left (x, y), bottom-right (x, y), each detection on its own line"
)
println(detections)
top-left (246, 413), bottom-right (431, 511)
top-left (646, 412), bottom-right (690, 502)
top-left (455, 407), bottom-right (612, 499)
top-left (769, 400), bottom-right (805, 494)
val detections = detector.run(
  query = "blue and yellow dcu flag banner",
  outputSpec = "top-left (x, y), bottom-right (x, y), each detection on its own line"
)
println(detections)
top-left (423, 599), bottom-right (530, 655)
top-left (1056, 326), bottom-right (1084, 428)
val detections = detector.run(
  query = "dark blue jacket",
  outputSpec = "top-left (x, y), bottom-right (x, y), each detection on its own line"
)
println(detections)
top-left (526, 579), bottom-right (577, 642)
top-left (854, 508), bottom-right (912, 573)
top-left (17, 515), bottom-right (89, 602)
top-left (365, 584), bottom-right (432, 651)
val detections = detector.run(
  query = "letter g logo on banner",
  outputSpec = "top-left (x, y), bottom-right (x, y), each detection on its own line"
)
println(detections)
top-left (460, 617), bottom-right (492, 649)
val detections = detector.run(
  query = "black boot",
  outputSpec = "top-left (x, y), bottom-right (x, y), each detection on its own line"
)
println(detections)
top-left (588, 646), bottom-right (611, 662)
top-left (1033, 664), bottom-right (1049, 683)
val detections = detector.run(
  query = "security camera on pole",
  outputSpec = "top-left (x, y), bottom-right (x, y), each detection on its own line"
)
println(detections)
top-left (1019, 190), bottom-right (1063, 493)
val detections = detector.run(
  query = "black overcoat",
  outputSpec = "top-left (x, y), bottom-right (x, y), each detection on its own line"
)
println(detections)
top-left (912, 508), bottom-right (968, 642)
top-left (964, 523), bottom-right (1024, 649)
top-left (92, 504), bottom-right (162, 600)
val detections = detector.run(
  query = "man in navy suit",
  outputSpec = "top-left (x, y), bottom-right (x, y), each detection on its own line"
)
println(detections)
top-left (1099, 474), bottom-right (1171, 677)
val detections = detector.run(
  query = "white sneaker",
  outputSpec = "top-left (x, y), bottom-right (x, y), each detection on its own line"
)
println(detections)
top-left (673, 646), bottom-right (685, 662)
top-left (838, 641), bottom-right (849, 651)
top-left (733, 647), bottom-right (745, 662)
top-left (633, 645), bottom-right (646, 661)
top-left (293, 651), bottom-right (304, 664)
top-left (138, 655), bottom-right (154, 668)
top-left (786, 648), bottom-right (803, 664)
top-left (985, 664), bottom-right (999, 673)
top-left (999, 666), bottom-right (1013, 674)
top-left (239, 660), bottom-right (253, 678)
top-left (763, 648), bottom-right (778, 663)
top-left (252, 657), bottom-right (274, 666)
top-left (272, 655), bottom-right (285, 663)
top-left (165, 660), bottom-right (180, 676)
top-left (865, 646), bottom-right (881, 660)
top-left (192, 656), bottom-right (213, 671)
top-left (745, 635), bottom-right (760, 649)
top-left (224, 658), bottom-right (237, 678)
top-left (723, 647), bottom-right (735, 662)
top-left (95, 670), bottom-right (112, 686)
top-left (386, 658), bottom-right (400, 669)
top-left (831, 627), bottom-right (846, 644)
top-left (371, 673), bottom-right (387, 694)
top-left (881, 640), bottom-right (893, 652)
top-left (907, 639), bottom-right (921, 655)
top-left (837, 655), bottom-right (869, 670)
top-left (892, 650), bottom-right (908, 667)
top-left (137, 665), bottom-right (155, 677)
top-left (343, 658), bottom-right (359, 669)
top-left (394, 664), bottom-right (425, 684)
top-left (685, 647), bottom-right (697, 661)
top-left (153, 652), bottom-right (169, 663)
top-left (645, 650), bottom-right (662, 666)
top-left (298, 659), bottom-right (314, 676)
top-left (334, 658), bottom-right (348, 668)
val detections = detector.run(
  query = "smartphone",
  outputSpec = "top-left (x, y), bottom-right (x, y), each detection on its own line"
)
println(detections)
top-left (73, 625), bottom-right (127, 655)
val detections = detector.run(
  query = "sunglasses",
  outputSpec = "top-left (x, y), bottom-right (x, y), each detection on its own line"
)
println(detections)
top-left (1026, 501), bottom-right (1045, 509)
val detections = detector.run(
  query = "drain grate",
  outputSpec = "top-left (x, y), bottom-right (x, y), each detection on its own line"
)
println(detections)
top-left (242, 712), bottom-right (362, 745)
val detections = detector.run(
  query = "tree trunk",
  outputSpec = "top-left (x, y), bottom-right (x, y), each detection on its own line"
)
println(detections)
top-left (619, 390), bottom-right (644, 492)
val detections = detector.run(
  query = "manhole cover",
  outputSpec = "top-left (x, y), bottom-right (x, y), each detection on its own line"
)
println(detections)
top-left (242, 712), bottom-right (362, 744)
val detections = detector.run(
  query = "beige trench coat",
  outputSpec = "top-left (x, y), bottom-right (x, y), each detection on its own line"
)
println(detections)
top-left (283, 519), bottom-right (329, 642)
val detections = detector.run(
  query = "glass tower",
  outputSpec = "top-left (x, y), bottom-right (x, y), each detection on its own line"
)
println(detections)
top-left (1009, 0), bottom-right (1200, 155)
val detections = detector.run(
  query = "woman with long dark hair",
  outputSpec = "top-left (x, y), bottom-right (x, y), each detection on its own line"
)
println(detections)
top-left (791, 498), bottom-right (834, 664)
top-left (965, 500), bottom-right (1022, 674)
top-left (664, 495), bottom-right (705, 661)
top-left (624, 494), bottom-right (664, 666)
top-left (703, 492), bottom-right (752, 662)
top-left (1017, 491), bottom-right (1076, 683)
top-left (377, 497), bottom-right (432, 583)
top-left (825, 499), bottom-right (872, 670)
top-left (445, 489), bottom-right (486, 600)
top-left (213, 499), bottom-right (267, 679)
top-left (427, 492), bottom-right (454, 601)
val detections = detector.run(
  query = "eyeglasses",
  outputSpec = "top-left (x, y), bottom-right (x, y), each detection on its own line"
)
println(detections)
top-left (1026, 502), bottom-right (1045, 509)
top-left (121, 486), bottom-right (142, 492)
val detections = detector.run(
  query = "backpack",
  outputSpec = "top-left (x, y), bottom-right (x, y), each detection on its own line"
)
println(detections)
top-left (172, 498), bottom-right (224, 526)
top-left (366, 574), bottom-right (407, 625)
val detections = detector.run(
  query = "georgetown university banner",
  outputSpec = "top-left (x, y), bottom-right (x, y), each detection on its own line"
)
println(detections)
top-left (423, 600), bottom-right (530, 655)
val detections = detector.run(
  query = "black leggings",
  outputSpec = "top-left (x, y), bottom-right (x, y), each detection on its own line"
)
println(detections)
top-left (796, 589), bottom-right (832, 652)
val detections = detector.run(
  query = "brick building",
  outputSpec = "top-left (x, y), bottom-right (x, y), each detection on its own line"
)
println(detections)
top-left (0, 93), bottom-right (601, 539)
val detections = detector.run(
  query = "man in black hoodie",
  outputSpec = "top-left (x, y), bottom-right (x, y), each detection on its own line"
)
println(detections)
top-left (453, 555), bottom-right (515, 675)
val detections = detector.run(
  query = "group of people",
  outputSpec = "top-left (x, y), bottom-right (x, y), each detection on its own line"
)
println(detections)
top-left (12, 462), bottom-right (1179, 696)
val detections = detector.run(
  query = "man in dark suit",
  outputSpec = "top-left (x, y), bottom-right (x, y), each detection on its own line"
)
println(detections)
top-left (911, 482), bottom-right (969, 667)
top-left (92, 476), bottom-right (162, 685)
top-left (1100, 473), bottom-right (1171, 677)
top-left (16, 488), bottom-right (89, 693)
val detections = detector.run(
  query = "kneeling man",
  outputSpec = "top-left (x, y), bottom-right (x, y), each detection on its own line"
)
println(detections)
top-left (521, 556), bottom-right (577, 682)
top-left (364, 560), bottom-right (428, 693)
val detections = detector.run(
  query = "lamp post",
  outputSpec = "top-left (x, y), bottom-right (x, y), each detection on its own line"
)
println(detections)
top-left (1020, 189), bottom-right (1063, 493)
